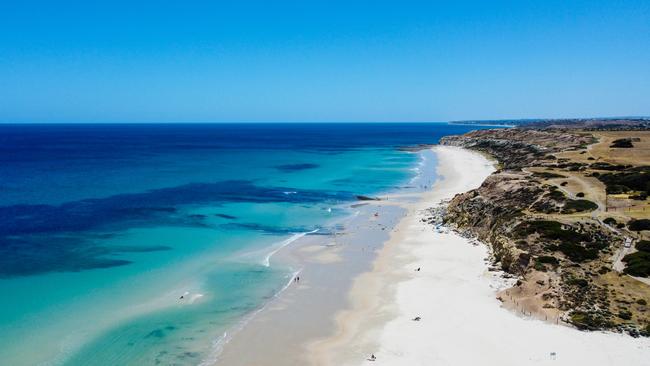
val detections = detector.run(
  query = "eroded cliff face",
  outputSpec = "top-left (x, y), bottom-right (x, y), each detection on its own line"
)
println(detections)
top-left (440, 127), bottom-right (650, 336)
top-left (444, 172), bottom-right (541, 274)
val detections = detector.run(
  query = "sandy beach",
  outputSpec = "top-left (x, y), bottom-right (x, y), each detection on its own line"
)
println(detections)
top-left (309, 146), bottom-right (650, 366)
top-left (212, 145), bottom-right (650, 366)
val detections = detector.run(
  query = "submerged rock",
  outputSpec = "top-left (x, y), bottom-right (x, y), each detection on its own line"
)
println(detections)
top-left (215, 213), bottom-right (238, 219)
top-left (356, 195), bottom-right (381, 201)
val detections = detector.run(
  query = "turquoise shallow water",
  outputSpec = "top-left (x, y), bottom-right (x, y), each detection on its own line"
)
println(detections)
top-left (0, 123), bottom-right (493, 365)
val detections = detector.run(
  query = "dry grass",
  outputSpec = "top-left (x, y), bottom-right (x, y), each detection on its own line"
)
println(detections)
top-left (596, 271), bottom-right (650, 327)
top-left (558, 131), bottom-right (650, 166)
top-left (554, 130), bottom-right (649, 231)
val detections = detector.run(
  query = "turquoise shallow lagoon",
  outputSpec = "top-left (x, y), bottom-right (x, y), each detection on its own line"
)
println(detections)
top-left (0, 123), bottom-right (491, 365)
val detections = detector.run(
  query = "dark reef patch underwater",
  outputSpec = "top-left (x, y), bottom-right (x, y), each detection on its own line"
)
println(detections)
top-left (0, 123), bottom-right (488, 279)
top-left (275, 163), bottom-right (320, 172)
top-left (0, 180), bottom-right (352, 277)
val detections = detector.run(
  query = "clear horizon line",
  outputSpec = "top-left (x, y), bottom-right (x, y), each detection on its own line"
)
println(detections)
top-left (1, 115), bottom-right (648, 125)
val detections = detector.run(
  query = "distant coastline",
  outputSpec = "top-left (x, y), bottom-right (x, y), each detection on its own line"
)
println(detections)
top-left (450, 116), bottom-right (650, 128)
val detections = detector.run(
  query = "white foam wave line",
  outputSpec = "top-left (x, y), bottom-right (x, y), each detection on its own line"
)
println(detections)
top-left (262, 229), bottom-right (319, 267)
top-left (408, 150), bottom-right (429, 184)
top-left (198, 268), bottom-right (302, 366)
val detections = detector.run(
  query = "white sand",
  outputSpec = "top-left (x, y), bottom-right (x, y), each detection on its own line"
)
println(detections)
top-left (311, 146), bottom-right (650, 366)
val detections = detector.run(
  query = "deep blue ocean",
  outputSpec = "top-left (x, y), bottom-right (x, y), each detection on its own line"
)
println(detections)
top-left (0, 123), bottom-right (490, 365)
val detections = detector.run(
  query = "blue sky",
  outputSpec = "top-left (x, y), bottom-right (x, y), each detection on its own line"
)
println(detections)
top-left (1, 0), bottom-right (649, 123)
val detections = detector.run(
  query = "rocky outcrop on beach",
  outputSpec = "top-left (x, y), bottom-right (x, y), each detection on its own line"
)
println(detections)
top-left (440, 125), bottom-right (650, 336)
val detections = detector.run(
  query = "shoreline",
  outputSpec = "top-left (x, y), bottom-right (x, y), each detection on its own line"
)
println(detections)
top-left (211, 145), bottom-right (650, 366)
top-left (209, 153), bottom-right (427, 365)
top-left (310, 146), bottom-right (650, 365)
top-left (307, 145), bottom-right (496, 364)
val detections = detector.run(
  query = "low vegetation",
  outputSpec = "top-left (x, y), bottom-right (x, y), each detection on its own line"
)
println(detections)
top-left (610, 138), bottom-right (635, 148)
top-left (537, 255), bottom-right (559, 264)
top-left (628, 219), bottom-right (650, 232)
top-left (562, 199), bottom-right (598, 213)
top-left (636, 240), bottom-right (650, 252)
top-left (442, 126), bottom-right (650, 335)
top-left (590, 162), bottom-right (631, 171)
top-left (623, 240), bottom-right (650, 277)
top-left (623, 251), bottom-right (650, 277)
top-left (597, 166), bottom-right (650, 195)
top-left (515, 220), bottom-right (591, 243)
top-left (554, 242), bottom-right (601, 262)
top-left (603, 217), bottom-right (617, 225)
top-left (570, 311), bottom-right (612, 330)
top-left (532, 171), bottom-right (566, 179)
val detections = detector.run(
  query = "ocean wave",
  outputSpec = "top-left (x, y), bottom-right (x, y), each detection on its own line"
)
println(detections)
top-left (262, 229), bottom-right (319, 267)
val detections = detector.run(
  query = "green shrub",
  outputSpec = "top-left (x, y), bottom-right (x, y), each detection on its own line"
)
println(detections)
top-left (563, 199), bottom-right (598, 213)
top-left (533, 172), bottom-right (566, 179)
top-left (598, 266), bottom-right (610, 274)
top-left (622, 251), bottom-right (650, 277)
top-left (576, 192), bottom-right (585, 197)
top-left (630, 192), bottom-right (648, 200)
top-left (636, 240), bottom-right (650, 253)
top-left (515, 221), bottom-right (590, 243)
top-left (610, 138), bottom-right (634, 148)
top-left (606, 184), bottom-right (631, 194)
top-left (590, 162), bottom-right (631, 171)
top-left (598, 167), bottom-right (650, 195)
top-left (629, 219), bottom-right (650, 232)
top-left (558, 242), bottom-right (599, 262)
top-left (637, 299), bottom-right (647, 306)
top-left (603, 217), bottom-right (617, 225)
top-left (537, 255), bottom-right (559, 265)
top-left (618, 310), bottom-right (633, 320)
top-left (548, 188), bottom-right (566, 200)
top-left (567, 278), bottom-right (589, 287)
top-left (570, 311), bottom-right (610, 330)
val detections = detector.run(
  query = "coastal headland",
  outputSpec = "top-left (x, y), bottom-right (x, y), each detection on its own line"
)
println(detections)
top-left (216, 120), bottom-right (650, 365)
top-left (309, 141), bottom-right (650, 366)
top-left (441, 121), bottom-right (650, 335)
